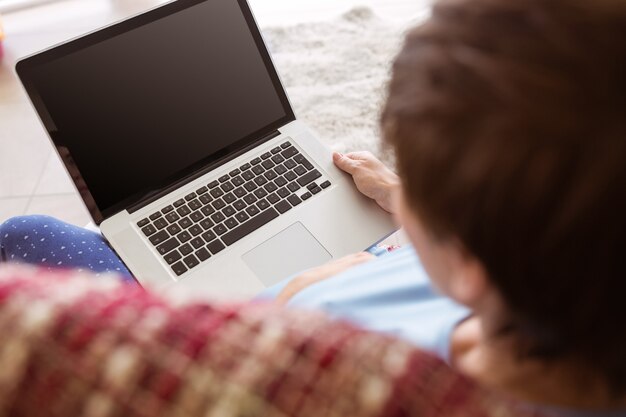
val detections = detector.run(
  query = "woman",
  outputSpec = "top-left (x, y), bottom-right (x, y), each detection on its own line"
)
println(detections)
top-left (1, 0), bottom-right (626, 414)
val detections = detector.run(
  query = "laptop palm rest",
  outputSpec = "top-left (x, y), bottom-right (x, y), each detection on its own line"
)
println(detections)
top-left (242, 222), bottom-right (332, 286)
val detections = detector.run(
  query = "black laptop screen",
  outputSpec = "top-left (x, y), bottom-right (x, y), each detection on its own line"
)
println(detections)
top-left (18, 0), bottom-right (294, 222)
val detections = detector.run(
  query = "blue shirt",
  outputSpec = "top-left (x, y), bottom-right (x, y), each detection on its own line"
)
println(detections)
top-left (258, 245), bottom-right (470, 362)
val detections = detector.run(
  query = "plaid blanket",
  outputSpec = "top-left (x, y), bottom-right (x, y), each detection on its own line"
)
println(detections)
top-left (0, 265), bottom-right (542, 417)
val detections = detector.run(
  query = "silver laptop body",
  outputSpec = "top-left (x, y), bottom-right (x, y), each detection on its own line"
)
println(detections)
top-left (17, 0), bottom-right (396, 299)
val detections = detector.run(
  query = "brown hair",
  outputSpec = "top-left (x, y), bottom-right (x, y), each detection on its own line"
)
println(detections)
top-left (382, 0), bottom-right (626, 389)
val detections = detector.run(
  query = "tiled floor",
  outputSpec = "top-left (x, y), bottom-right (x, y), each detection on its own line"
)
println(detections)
top-left (0, 0), bottom-right (424, 248)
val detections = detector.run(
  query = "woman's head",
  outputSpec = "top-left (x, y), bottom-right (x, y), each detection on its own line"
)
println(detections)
top-left (383, 0), bottom-right (626, 389)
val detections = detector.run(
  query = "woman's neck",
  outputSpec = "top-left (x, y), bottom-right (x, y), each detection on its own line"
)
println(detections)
top-left (450, 315), bottom-right (626, 411)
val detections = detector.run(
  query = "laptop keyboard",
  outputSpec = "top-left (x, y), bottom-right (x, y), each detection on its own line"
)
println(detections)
top-left (136, 141), bottom-right (332, 277)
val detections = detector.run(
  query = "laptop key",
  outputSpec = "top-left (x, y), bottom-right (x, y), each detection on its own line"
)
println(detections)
top-left (275, 200), bottom-right (292, 214)
top-left (214, 224), bottom-right (228, 236)
top-left (287, 195), bottom-right (302, 207)
top-left (244, 194), bottom-right (258, 204)
top-left (195, 248), bottom-right (211, 262)
top-left (199, 194), bottom-right (212, 205)
top-left (287, 182), bottom-right (300, 192)
top-left (285, 171), bottom-right (297, 182)
top-left (142, 224), bottom-right (157, 237)
top-left (242, 170), bottom-right (254, 181)
top-left (171, 261), bottom-right (188, 276)
top-left (183, 254), bottom-right (200, 270)
top-left (246, 205), bottom-right (260, 217)
top-left (161, 205), bottom-right (174, 214)
top-left (265, 170), bottom-right (277, 180)
top-left (277, 187), bottom-right (290, 198)
top-left (185, 192), bottom-right (197, 201)
top-left (223, 193), bottom-right (236, 204)
top-left (297, 170), bottom-right (322, 187)
top-left (275, 165), bottom-right (287, 175)
top-left (254, 188), bottom-right (268, 199)
top-left (154, 218), bottom-right (168, 230)
top-left (281, 147), bottom-right (299, 159)
top-left (285, 159), bottom-right (297, 169)
top-left (221, 182), bottom-right (234, 192)
top-left (200, 218), bottom-right (214, 230)
top-left (178, 231), bottom-right (192, 243)
top-left (267, 193), bottom-right (280, 205)
top-left (254, 176), bottom-right (268, 186)
top-left (257, 199), bottom-right (270, 211)
top-left (281, 142), bottom-right (292, 149)
top-left (164, 250), bottom-right (182, 265)
top-left (311, 186), bottom-right (322, 195)
top-left (275, 177), bottom-right (287, 187)
top-left (211, 212), bottom-right (225, 223)
top-left (149, 230), bottom-right (169, 245)
top-left (271, 155), bottom-right (284, 164)
top-left (149, 212), bottom-right (162, 221)
top-left (301, 192), bottom-right (312, 201)
top-left (137, 218), bottom-right (150, 228)
top-left (224, 218), bottom-right (238, 230)
top-left (244, 182), bottom-right (257, 192)
top-left (222, 207), bottom-right (279, 246)
top-left (271, 146), bottom-right (281, 154)
top-left (167, 224), bottom-right (181, 235)
top-left (219, 175), bottom-right (230, 183)
top-left (190, 211), bottom-right (204, 223)
top-left (222, 206), bottom-right (236, 218)
top-left (157, 237), bottom-right (179, 255)
top-left (201, 206), bottom-right (215, 216)
top-left (233, 200), bottom-right (246, 211)
top-left (177, 206), bottom-right (191, 217)
top-left (212, 199), bottom-right (226, 210)
top-left (264, 182), bottom-right (278, 193)
top-left (178, 217), bottom-right (192, 229)
top-left (252, 165), bottom-right (264, 175)
top-left (236, 212), bottom-right (249, 223)
top-left (229, 169), bottom-right (241, 177)
top-left (251, 157), bottom-right (262, 165)
top-left (234, 187), bottom-right (246, 198)
top-left (208, 180), bottom-right (219, 189)
top-left (190, 237), bottom-right (204, 249)
top-left (207, 240), bottom-right (226, 255)
top-left (231, 176), bottom-right (244, 186)
top-left (173, 199), bottom-right (185, 207)
top-left (189, 225), bottom-right (203, 237)
top-left (294, 165), bottom-right (307, 176)
top-left (196, 186), bottom-right (208, 195)
top-left (210, 188), bottom-right (224, 198)
top-left (261, 152), bottom-right (272, 160)
top-left (165, 212), bottom-right (180, 223)
top-left (202, 230), bottom-right (217, 243)
top-left (188, 199), bottom-right (202, 211)
top-left (262, 160), bottom-right (274, 170)
top-left (240, 162), bottom-right (251, 171)
top-left (180, 244), bottom-right (193, 256)
top-left (321, 180), bottom-right (331, 189)
top-left (307, 183), bottom-right (318, 191)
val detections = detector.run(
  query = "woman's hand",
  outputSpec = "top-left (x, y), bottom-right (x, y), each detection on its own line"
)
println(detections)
top-left (333, 152), bottom-right (400, 214)
top-left (275, 252), bottom-right (375, 305)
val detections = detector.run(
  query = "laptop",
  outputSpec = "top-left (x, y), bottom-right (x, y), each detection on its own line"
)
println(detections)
top-left (16, 0), bottom-right (396, 298)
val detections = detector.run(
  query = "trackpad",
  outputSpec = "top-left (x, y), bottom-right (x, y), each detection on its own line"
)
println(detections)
top-left (242, 222), bottom-right (332, 286)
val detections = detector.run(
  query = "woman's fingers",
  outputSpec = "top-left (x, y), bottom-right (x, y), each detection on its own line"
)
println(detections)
top-left (333, 152), bottom-right (358, 174)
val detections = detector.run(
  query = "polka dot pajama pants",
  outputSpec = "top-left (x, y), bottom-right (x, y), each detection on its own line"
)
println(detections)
top-left (0, 215), bottom-right (135, 284)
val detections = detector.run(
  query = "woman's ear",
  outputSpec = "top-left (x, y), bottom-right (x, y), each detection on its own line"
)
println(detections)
top-left (446, 245), bottom-right (490, 308)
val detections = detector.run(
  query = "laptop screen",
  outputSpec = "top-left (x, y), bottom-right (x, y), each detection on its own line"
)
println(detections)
top-left (17, 0), bottom-right (294, 222)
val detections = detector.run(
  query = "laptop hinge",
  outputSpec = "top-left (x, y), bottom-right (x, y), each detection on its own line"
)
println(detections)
top-left (127, 129), bottom-right (282, 214)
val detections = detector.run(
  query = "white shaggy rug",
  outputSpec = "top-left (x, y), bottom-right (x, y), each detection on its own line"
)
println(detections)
top-left (263, 7), bottom-right (416, 164)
